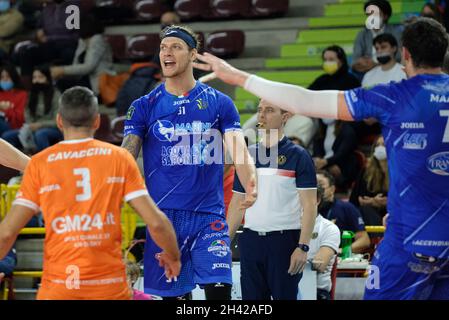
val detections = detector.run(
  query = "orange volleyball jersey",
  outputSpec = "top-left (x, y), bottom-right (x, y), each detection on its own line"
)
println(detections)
top-left (14, 138), bottom-right (148, 300)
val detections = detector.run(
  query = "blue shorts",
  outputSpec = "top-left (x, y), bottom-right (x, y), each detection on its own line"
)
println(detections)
top-left (143, 209), bottom-right (232, 297)
top-left (364, 240), bottom-right (449, 300)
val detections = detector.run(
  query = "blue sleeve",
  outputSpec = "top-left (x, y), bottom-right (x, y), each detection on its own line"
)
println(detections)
top-left (344, 83), bottom-right (399, 126)
top-left (219, 94), bottom-right (241, 133)
top-left (232, 169), bottom-right (245, 193)
top-left (345, 203), bottom-right (366, 232)
top-left (124, 98), bottom-right (148, 139)
top-left (296, 149), bottom-right (317, 189)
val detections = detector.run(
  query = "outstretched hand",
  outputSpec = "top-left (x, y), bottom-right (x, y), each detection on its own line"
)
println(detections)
top-left (193, 52), bottom-right (250, 87)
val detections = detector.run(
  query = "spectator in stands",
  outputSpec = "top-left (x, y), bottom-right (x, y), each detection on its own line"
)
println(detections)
top-left (309, 45), bottom-right (361, 91)
top-left (160, 11), bottom-right (181, 30)
top-left (0, 0), bottom-right (24, 59)
top-left (2, 65), bottom-right (62, 152)
top-left (352, 0), bottom-right (402, 74)
top-left (125, 260), bottom-right (152, 300)
top-left (316, 171), bottom-right (371, 254)
top-left (362, 33), bottom-right (407, 88)
top-left (0, 64), bottom-right (27, 136)
top-left (307, 185), bottom-right (340, 300)
top-left (50, 15), bottom-right (113, 94)
top-left (350, 136), bottom-right (388, 226)
top-left (15, 0), bottom-right (79, 89)
top-left (421, 3), bottom-right (443, 24)
top-left (312, 119), bottom-right (359, 190)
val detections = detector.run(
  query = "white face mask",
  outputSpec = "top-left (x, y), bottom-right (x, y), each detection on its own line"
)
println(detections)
top-left (374, 145), bottom-right (387, 161)
top-left (322, 118), bottom-right (336, 125)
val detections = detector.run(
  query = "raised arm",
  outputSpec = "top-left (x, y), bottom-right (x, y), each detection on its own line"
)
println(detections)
top-left (121, 134), bottom-right (143, 159)
top-left (193, 53), bottom-right (354, 121)
top-left (0, 138), bottom-right (30, 171)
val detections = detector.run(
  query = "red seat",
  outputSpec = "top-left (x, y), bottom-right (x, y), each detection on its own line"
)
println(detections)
top-left (248, 0), bottom-right (289, 17)
top-left (111, 116), bottom-right (126, 140)
top-left (205, 30), bottom-right (245, 58)
top-left (128, 34), bottom-right (161, 60)
top-left (94, 114), bottom-right (122, 145)
top-left (134, 0), bottom-right (163, 21)
top-left (104, 34), bottom-right (128, 61)
top-left (174, 0), bottom-right (208, 21)
top-left (204, 0), bottom-right (251, 19)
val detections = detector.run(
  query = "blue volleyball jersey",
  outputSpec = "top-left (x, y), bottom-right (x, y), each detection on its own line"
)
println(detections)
top-left (124, 81), bottom-right (241, 215)
top-left (344, 74), bottom-right (449, 258)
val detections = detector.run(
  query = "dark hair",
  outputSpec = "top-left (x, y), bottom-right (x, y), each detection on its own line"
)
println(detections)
top-left (316, 184), bottom-right (324, 203)
top-left (58, 86), bottom-right (98, 127)
top-left (316, 170), bottom-right (335, 187)
top-left (402, 17), bottom-right (449, 69)
top-left (28, 65), bottom-right (54, 118)
top-left (160, 25), bottom-right (202, 51)
top-left (0, 64), bottom-right (24, 90)
top-left (364, 0), bottom-right (392, 22)
top-left (79, 14), bottom-right (104, 39)
top-left (443, 51), bottom-right (449, 74)
top-left (373, 33), bottom-right (398, 48)
top-left (322, 45), bottom-right (349, 73)
top-left (421, 3), bottom-right (442, 23)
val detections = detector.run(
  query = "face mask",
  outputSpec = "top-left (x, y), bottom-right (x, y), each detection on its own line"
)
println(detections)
top-left (0, 0), bottom-right (10, 12)
top-left (0, 80), bottom-right (14, 91)
top-left (374, 145), bottom-right (387, 161)
top-left (323, 61), bottom-right (339, 75)
top-left (376, 53), bottom-right (392, 65)
top-left (322, 118), bottom-right (335, 125)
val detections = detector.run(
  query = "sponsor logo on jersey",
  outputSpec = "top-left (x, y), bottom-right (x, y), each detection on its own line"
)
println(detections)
top-left (126, 106), bottom-right (135, 120)
top-left (207, 240), bottom-right (230, 257)
top-left (400, 122), bottom-right (425, 129)
top-left (277, 155), bottom-right (287, 165)
top-left (427, 151), bottom-right (449, 176)
top-left (210, 220), bottom-right (225, 231)
top-left (202, 232), bottom-right (224, 241)
top-left (196, 98), bottom-right (208, 110)
top-left (153, 120), bottom-right (175, 142)
top-left (403, 133), bottom-right (427, 150)
top-left (430, 94), bottom-right (449, 103)
top-left (212, 263), bottom-right (231, 270)
top-left (173, 99), bottom-right (190, 106)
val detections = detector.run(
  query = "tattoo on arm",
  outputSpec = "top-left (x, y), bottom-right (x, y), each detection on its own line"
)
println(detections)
top-left (121, 134), bottom-right (143, 159)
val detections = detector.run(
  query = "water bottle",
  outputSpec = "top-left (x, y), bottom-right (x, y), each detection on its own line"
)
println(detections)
top-left (341, 231), bottom-right (355, 259)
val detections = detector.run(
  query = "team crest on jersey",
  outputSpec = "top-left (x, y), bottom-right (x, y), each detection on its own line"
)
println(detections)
top-left (207, 240), bottom-right (230, 258)
top-left (153, 120), bottom-right (175, 142)
top-left (126, 106), bottom-right (135, 120)
top-left (277, 155), bottom-right (287, 165)
top-left (196, 98), bottom-right (208, 110)
top-left (403, 133), bottom-right (427, 150)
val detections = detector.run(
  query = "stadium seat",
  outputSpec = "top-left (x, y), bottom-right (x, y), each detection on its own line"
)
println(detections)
top-left (104, 34), bottom-right (128, 61)
top-left (174, 0), bottom-right (208, 21)
top-left (248, 0), bottom-right (289, 17)
top-left (204, 0), bottom-right (251, 19)
top-left (205, 30), bottom-right (245, 59)
top-left (127, 34), bottom-right (160, 60)
top-left (94, 0), bottom-right (135, 23)
top-left (134, 0), bottom-right (163, 21)
top-left (94, 114), bottom-right (122, 145)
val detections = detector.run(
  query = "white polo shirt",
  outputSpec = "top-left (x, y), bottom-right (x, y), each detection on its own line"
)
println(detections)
top-left (233, 137), bottom-right (317, 232)
top-left (308, 214), bottom-right (341, 292)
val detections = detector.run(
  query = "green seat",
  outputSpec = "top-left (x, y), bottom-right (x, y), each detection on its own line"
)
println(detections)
top-left (297, 28), bottom-right (360, 43)
top-left (265, 56), bottom-right (323, 68)
top-left (255, 70), bottom-right (322, 86)
top-left (281, 42), bottom-right (354, 57)
top-left (240, 111), bottom-right (256, 125)
top-left (325, 2), bottom-right (424, 16)
top-left (308, 13), bottom-right (408, 28)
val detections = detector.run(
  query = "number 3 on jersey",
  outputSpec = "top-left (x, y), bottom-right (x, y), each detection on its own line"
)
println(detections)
top-left (74, 168), bottom-right (91, 201)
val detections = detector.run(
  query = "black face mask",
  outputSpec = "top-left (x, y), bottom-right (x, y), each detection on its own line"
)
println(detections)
top-left (376, 54), bottom-right (392, 65)
top-left (318, 200), bottom-right (333, 215)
